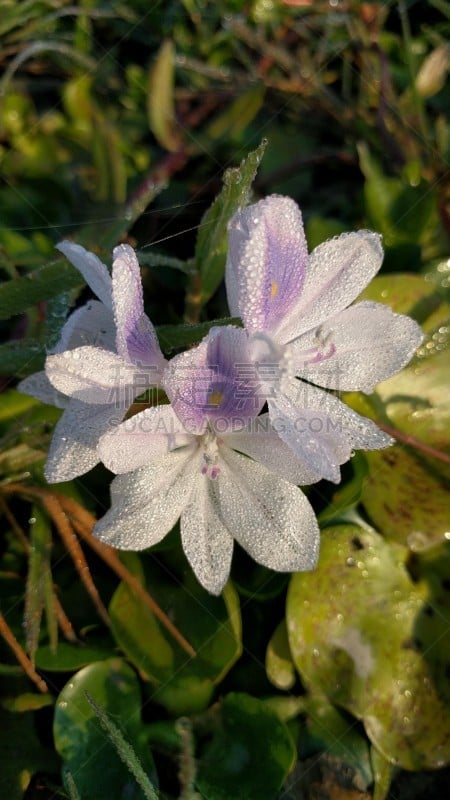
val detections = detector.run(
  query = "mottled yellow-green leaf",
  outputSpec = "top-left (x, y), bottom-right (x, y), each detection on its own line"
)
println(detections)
top-left (361, 446), bottom-right (450, 549)
top-left (287, 524), bottom-right (450, 769)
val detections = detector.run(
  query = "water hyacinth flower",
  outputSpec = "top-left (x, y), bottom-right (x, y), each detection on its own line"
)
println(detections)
top-left (226, 195), bottom-right (423, 483)
top-left (20, 242), bottom-right (166, 482)
top-left (95, 326), bottom-right (320, 595)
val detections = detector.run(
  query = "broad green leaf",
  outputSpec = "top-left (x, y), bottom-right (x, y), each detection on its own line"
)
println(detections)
top-left (265, 620), bottom-right (295, 691)
top-left (109, 555), bottom-right (242, 715)
top-left (54, 658), bottom-right (157, 800)
top-left (147, 40), bottom-right (182, 152)
top-left (287, 524), bottom-right (450, 769)
top-left (196, 692), bottom-right (296, 800)
top-left (35, 640), bottom-right (115, 672)
top-left (194, 139), bottom-right (267, 306)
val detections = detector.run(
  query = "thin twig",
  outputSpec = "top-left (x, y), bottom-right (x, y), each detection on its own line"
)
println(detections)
top-left (376, 421), bottom-right (450, 467)
top-left (55, 495), bottom-right (195, 657)
top-left (40, 494), bottom-right (110, 627)
top-left (1, 486), bottom-right (194, 652)
top-left (53, 594), bottom-right (78, 643)
top-left (0, 612), bottom-right (48, 693)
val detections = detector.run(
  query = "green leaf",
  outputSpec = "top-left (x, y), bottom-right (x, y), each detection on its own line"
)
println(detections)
top-left (54, 658), bottom-right (157, 800)
top-left (305, 216), bottom-right (348, 249)
top-left (156, 317), bottom-right (241, 353)
top-left (298, 694), bottom-right (373, 789)
top-left (265, 620), bottom-right (295, 691)
top-left (0, 389), bottom-right (39, 423)
top-left (1, 692), bottom-right (53, 712)
top-left (109, 555), bottom-right (242, 715)
top-left (357, 272), bottom-right (441, 320)
top-left (24, 505), bottom-right (53, 662)
top-left (196, 692), bottom-right (296, 800)
top-left (361, 445), bottom-right (450, 550)
top-left (0, 257), bottom-right (84, 320)
top-left (287, 524), bottom-right (450, 769)
top-left (358, 144), bottom-right (435, 247)
top-left (376, 348), bottom-right (450, 454)
top-left (85, 692), bottom-right (158, 800)
top-left (35, 640), bottom-right (115, 672)
top-left (194, 139), bottom-right (267, 306)
top-left (136, 250), bottom-right (191, 273)
top-left (0, 339), bottom-right (46, 376)
top-left (147, 40), bottom-right (182, 152)
top-left (207, 85), bottom-right (265, 140)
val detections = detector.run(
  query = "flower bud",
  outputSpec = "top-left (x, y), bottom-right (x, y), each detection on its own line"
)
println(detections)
top-left (416, 44), bottom-right (449, 98)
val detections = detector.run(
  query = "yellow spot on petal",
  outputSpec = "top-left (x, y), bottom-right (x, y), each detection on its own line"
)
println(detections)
top-left (208, 391), bottom-right (224, 407)
top-left (270, 281), bottom-right (278, 300)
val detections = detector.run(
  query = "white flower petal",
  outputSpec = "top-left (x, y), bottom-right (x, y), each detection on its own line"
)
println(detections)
top-left (290, 301), bottom-right (424, 393)
top-left (112, 244), bottom-right (165, 371)
top-left (94, 448), bottom-right (199, 550)
top-left (45, 346), bottom-right (139, 405)
top-left (18, 371), bottom-right (67, 409)
top-left (224, 414), bottom-right (322, 485)
top-left (217, 448), bottom-right (319, 573)
top-left (277, 231), bottom-right (383, 343)
top-left (56, 241), bottom-right (112, 308)
top-left (45, 400), bottom-right (119, 483)
top-left (268, 390), bottom-right (350, 484)
top-left (98, 406), bottom-right (194, 474)
top-left (55, 301), bottom-right (115, 353)
top-left (269, 379), bottom-right (391, 482)
top-left (181, 478), bottom-right (233, 595)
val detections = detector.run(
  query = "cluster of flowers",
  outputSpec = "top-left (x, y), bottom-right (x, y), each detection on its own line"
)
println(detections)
top-left (20, 196), bottom-right (423, 594)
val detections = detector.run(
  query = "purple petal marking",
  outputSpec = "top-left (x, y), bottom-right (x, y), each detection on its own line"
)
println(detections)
top-left (226, 195), bottom-right (308, 335)
top-left (163, 326), bottom-right (264, 433)
top-left (112, 244), bottom-right (166, 371)
top-left (56, 241), bottom-right (112, 308)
